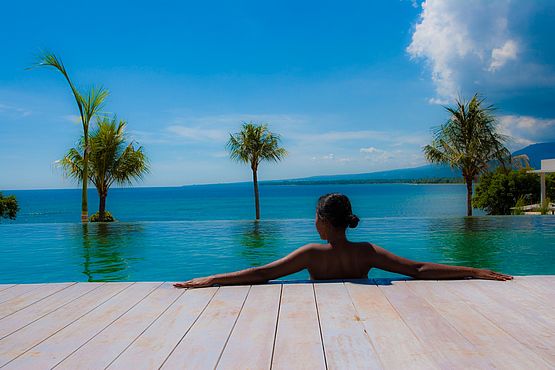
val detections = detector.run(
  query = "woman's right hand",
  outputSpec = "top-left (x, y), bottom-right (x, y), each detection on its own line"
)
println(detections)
top-left (173, 276), bottom-right (216, 289)
top-left (473, 268), bottom-right (513, 281)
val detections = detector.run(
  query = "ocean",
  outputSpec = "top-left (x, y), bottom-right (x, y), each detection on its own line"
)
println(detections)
top-left (1, 183), bottom-right (554, 283)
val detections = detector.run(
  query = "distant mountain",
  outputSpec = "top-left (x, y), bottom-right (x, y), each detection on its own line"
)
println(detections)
top-left (287, 164), bottom-right (460, 182)
top-left (512, 142), bottom-right (555, 169)
top-left (276, 142), bottom-right (555, 183)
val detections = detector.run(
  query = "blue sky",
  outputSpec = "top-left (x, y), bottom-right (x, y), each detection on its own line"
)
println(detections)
top-left (1, 0), bottom-right (554, 189)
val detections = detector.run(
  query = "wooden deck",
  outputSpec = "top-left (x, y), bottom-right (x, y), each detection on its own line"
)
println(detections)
top-left (0, 276), bottom-right (553, 369)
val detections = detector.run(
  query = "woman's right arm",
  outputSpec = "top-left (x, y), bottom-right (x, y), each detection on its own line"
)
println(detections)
top-left (174, 244), bottom-right (315, 288)
top-left (367, 243), bottom-right (512, 281)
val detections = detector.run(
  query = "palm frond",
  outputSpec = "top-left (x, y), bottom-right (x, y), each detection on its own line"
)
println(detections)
top-left (422, 93), bottom-right (510, 178)
top-left (227, 122), bottom-right (287, 169)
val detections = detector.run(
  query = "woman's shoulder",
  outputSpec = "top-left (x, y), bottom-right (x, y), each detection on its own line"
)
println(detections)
top-left (301, 243), bottom-right (330, 251)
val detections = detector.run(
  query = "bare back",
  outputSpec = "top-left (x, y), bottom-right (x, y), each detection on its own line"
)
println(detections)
top-left (306, 241), bottom-right (373, 280)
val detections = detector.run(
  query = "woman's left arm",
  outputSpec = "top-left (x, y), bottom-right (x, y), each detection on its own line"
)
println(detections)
top-left (174, 244), bottom-right (315, 288)
top-left (368, 243), bottom-right (513, 281)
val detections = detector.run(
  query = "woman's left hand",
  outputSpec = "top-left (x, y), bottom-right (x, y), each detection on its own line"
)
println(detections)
top-left (173, 276), bottom-right (216, 289)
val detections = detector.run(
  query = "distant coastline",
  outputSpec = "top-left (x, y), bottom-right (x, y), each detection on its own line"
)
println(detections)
top-left (262, 177), bottom-right (464, 186)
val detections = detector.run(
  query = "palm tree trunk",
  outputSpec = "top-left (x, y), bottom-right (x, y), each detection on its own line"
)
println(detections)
top-left (252, 169), bottom-right (260, 220)
top-left (99, 192), bottom-right (107, 222)
top-left (465, 177), bottom-right (473, 216)
top-left (81, 130), bottom-right (89, 223)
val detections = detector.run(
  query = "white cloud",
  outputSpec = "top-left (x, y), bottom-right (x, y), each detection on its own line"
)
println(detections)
top-left (167, 125), bottom-right (228, 142)
top-left (408, 0), bottom-right (553, 101)
top-left (360, 147), bottom-right (382, 154)
top-left (0, 103), bottom-right (31, 118)
top-left (489, 39), bottom-right (518, 72)
top-left (498, 115), bottom-right (555, 150)
top-left (427, 97), bottom-right (449, 105)
top-left (359, 147), bottom-right (396, 162)
top-left (292, 129), bottom-right (428, 146)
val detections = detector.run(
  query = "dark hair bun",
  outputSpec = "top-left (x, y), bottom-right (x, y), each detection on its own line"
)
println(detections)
top-left (316, 193), bottom-right (359, 229)
top-left (348, 214), bottom-right (359, 228)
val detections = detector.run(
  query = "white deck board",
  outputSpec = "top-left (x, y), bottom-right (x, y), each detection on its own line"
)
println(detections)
top-left (0, 282), bottom-right (131, 367)
top-left (378, 280), bottom-right (495, 368)
top-left (56, 283), bottom-right (180, 370)
top-left (406, 279), bottom-right (552, 369)
top-left (0, 283), bottom-right (73, 320)
top-left (0, 277), bottom-right (552, 369)
top-left (216, 284), bottom-right (282, 370)
top-left (271, 283), bottom-right (327, 370)
top-left (314, 282), bottom-right (382, 369)
top-left (346, 281), bottom-right (439, 369)
top-left (2, 282), bottom-right (159, 370)
top-left (443, 279), bottom-right (555, 364)
top-left (161, 285), bottom-right (250, 369)
top-left (107, 287), bottom-right (217, 370)
top-left (0, 283), bottom-right (103, 340)
top-left (0, 284), bottom-right (44, 304)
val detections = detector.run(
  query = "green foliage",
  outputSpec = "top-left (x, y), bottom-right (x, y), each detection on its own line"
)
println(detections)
top-left (474, 168), bottom-right (540, 215)
top-left (33, 51), bottom-right (109, 221)
top-left (423, 94), bottom-right (510, 178)
top-left (423, 94), bottom-right (510, 216)
top-left (548, 174), bottom-right (555, 199)
top-left (227, 122), bottom-right (287, 170)
top-left (34, 52), bottom-right (109, 131)
top-left (89, 211), bottom-right (115, 222)
top-left (512, 196), bottom-right (527, 215)
top-left (538, 197), bottom-right (552, 215)
top-left (0, 193), bottom-right (19, 220)
top-left (59, 116), bottom-right (149, 220)
top-left (227, 122), bottom-right (287, 220)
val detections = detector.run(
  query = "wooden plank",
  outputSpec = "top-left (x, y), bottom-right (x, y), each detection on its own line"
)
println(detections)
top-left (55, 283), bottom-right (181, 370)
top-left (216, 284), bottom-right (282, 370)
top-left (314, 283), bottom-right (382, 369)
top-left (0, 284), bottom-right (44, 304)
top-left (0, 282), bottom-right (131, 367)
top-left (0, 284), bottom-right (16, 293)
top-left (0, 283), bottom-right (103, 340)
top-left (514, 276), bottom-right (555, 303)
top-left (379, 281), bottom-right (495, 369)
top-left (346, 282), bottom-right (438, 370)
top-left (0, 283), bottom-right (74, 320)
top-left (2, 282), bottom-right (160, 370)
top-left (443, 280), bottom-right (555, 364)
top-left (471, 279), bottom-right (555, 325)
top-left (107, 287), bottom-right (218, 370)
top-left (272, 283), bottom-right (326, 370)
top-left (161, 285), bottom-right (250, 370)
top-left (406, 280), bottom-right (552, 369)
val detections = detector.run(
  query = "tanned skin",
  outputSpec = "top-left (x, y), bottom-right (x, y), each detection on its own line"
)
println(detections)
top-left (174, 213), bottom-right (513, 289)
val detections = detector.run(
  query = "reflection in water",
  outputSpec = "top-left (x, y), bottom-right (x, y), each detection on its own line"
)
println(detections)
top-left (431, 217), bottom-right (506, 270)
top-left (81, 223), bottom-right (144, 282)
top-left (235, 221), bottom-right (282, 267)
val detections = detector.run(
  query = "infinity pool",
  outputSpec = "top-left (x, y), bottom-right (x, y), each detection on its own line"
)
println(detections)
top-left (1, 216), bottom-right (554, 283)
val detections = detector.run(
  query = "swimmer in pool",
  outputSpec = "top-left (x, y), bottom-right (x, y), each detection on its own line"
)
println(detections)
top-left (174, 193), bottom-right (512, 289)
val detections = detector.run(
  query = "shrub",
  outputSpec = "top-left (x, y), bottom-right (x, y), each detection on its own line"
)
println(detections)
top-left (538, 197), bottom-right (552, 215)
top-left (474, 168), bottom-right (540, 215)
top-left (89, 211), bottom-right (116, 222)
top-left (0, 193), bottom-right (19, 220)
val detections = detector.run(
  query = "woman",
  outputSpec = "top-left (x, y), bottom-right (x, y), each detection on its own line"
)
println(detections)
top-left (174, 193), bottom-right (512, 288)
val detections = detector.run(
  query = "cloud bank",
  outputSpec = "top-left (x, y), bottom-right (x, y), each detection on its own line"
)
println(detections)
top-left (408, 0), bottom-right (555, 101)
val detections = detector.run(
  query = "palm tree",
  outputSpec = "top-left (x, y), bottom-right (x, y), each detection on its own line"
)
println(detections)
top-left (34, 52), bottom-right (109, 223)
top-left (227, 122), bottom-right (287, 220)
top-left (424, 94), bottom-right (510, 216)
top-left (59, 116), bottom-right (149, 221)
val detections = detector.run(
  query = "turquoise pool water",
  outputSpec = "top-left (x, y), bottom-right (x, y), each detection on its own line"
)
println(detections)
top-left (1, 183), bottom-right (553, 283)
top-left (1, 216), bottom-right (554, 283)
